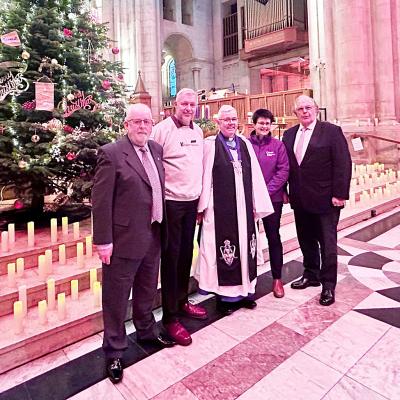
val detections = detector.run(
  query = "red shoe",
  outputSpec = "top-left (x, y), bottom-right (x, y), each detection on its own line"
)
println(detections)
top-left (181, 301), bottom-right (208, 320)
top-left (273, 279), bottom-right (285, 298)
top-left (165, 322), bottom-right (192, 346)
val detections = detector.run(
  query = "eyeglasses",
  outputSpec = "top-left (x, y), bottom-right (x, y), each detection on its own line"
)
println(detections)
top-left (256, 121), bottom-right (271, 126)
top-left (126, 119), bottom-right (153, 126)
top-left (295, 106), bottom-right (315, 113)
top-left (219, 117), bottom-right (238, 123)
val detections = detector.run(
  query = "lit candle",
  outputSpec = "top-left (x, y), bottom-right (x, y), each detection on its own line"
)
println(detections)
top-left (57, 292), bottom-right (66, 320)
top-left (38, 254), bottom-right (46, 280)
top-left (38, 300), bottom-right (48, 325)
top-left (45, 249), bottom-right (53, 274)
top-left (247, 111), bottom-right (253, 124)
top-left (18, 285), bottom-right (27, 316)
top-left (374, 117), bottom-right (379, 126)
top-left (7, 262), bottom-right (16, 287)
top-left (13, 301), bottom-right (24, 334)
top-left (59, 244), bottom-right (66, 265)
top-left (89, 268), bottom-right (97, 292)
top-left (73, 222), bottom-right (80, 240)
top-left (8, 223), bottom-right (15, 246)
top-left (62, 217), bottom-right (68, 238)
top-left (1, 231), bottom-right (9, 253)
top-left (356, 119), bottom-right (360, 126)
top-left (16, 257), bottom-right (24, 277)
top-left (349, 192), bottom-right (356, 207)
top-left (27, 221), bottom-right (34, 247)
top-left (85, 235), bottom-right (93, 257)
top-left (93, 281), bottom-right (101, 307)
top-left (282, 117), bottom-right (285, 124)
top-left (50, 218), bottom-right (57, 243)
top-left (71, 279), bottom-right (79, 301)
top-left (47, 278), bottom-right (56, 310)
top-left (77, 242), bottom-right (85, 268)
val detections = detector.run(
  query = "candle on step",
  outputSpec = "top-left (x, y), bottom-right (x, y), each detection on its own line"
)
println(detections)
top-left (47, 278), bottom-right (56, 310)
top-left (62, 217), bottom-right (68, 238)
top-left (45, 249), bottom-right (53, 274)
top-left (50, 218), bottom-right (57, 243)
top-left (38, 300), bottom-right (48, 325)
top-left (71, 279), bottom-right (79, 301)
top-left (93, 281), bottom-right (101, 307)
top-left (7, 223), bottom-right (15, 246)
top-left (13, 301), bottom-right (23, 334)
top-left (57, 292), bottom-right (66, 320)
top-left (77, 242), bottom-right (85, 268)
top-left (38, 254), bottom-right (46, 280)
top-left (18, 285), bottom-right (27, 316)
top-left (85, 235), bottom-right (92, 258)
top-left (89, 268), bottom-right (97, 292)
top-left (73, 222), bottom-right (80, 240)
top-left (59, 244), bottom-right (66, 265)
top-left (27, 221), bottom-right (34, 247)
top-left (7, 262), bottom-right (16, 287)
top-left (16, 257), bottom-right (24, 277)
top-left (1, 231), bottom-right (9, 253)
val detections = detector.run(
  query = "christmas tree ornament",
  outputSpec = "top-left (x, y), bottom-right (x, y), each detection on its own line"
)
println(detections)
top-left (63, 125), bottom-right (74, 133)
top-left (66, 151), bottom-right (76, 161)
top-left (47, 118), bottom-right (63, 132)
top-left (117, 73), bottom-right (124, 81)
top-left (21, 50), bottom-right (31, 60)
top-left (0, 71), bottom-right (29, 101)
top-left (51, 59), bottom-right (58, 65)
top-left (38, 57), bottom-right (64, 77)
top-left (1, 31), bottom-right (21, 47)
top-left (14, 199), bottom-right (24, 209)
top-left (112, 47), bottom-right (119, 55)
top-left (35, 77), bottom-right (54, 111)
top-left (18, 160), bottom-right (28, 169)
top-left (101, 80), bottom-right (111, 90)
top-left (63, 28), bottom-right (73, 37)
top-left (63, 91), bottom-right (99, 117)
top-left (31, 130), bottom-right (40, 142)
top-left (0, 124), bottom-right (6, 134)
top-left (67, 93), bottom-right (74, 101)
top-left (22, 100), bottom-right (36, 111)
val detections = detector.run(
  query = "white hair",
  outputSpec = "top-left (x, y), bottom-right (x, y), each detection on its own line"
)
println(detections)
top-left (176, 88), bottom-right (197, 102)
top-left (125, 103), bottom-right (152, 121)
top-left (294, 95), bottom-right (319, 111)
top-left (217, 105), bottom-right (236, 118)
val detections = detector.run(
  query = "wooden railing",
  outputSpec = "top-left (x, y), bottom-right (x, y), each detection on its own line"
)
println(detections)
top-left (162, 88), bottom-right (313, 128)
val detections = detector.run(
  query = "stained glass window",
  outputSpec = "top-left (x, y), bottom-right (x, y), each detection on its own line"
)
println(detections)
top-left (169, 59), bottom-right (176, 97)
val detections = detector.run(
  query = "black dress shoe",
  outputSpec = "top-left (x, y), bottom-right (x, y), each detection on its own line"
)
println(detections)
top-left (106, 358), bottom-right (123, 384)
top-left (240, 299), bottom-right (257, 309)
top-left (319, 289), bottom-right (335, 306)
top-left (291, 277), bottom-right (320, 290)
top-left (137, 333), bottom-right (176, 348)
top-left (216, 300), bottom-right (237, 316)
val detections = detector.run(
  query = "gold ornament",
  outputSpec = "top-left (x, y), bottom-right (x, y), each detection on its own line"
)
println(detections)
top-left (67, 93), bottom-right (75, 101)
top-left (51, 58), bottom-right (58, 65)
top-left (18, 160), bottom-right (28, 169)
top-left (21, 50), bottom-right (31, 60)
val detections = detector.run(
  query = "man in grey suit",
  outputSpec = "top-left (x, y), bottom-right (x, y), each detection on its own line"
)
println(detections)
top-left (92, 103), bottom-right (175, 384)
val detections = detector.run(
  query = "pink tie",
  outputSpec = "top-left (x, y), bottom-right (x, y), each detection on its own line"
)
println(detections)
top-left (139, 148), bottom-right (163, 223)
top-left (295, 127), bottom-right (308, 165)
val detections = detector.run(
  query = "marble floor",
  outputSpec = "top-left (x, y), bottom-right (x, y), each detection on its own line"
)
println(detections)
top-left (1, 208), bottom-right (399, 400)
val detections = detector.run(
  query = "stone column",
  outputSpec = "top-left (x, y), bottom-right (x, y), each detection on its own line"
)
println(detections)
top-left (371, 0), bottom-right (397, 123)
top-left (192, 67), bottom-right (201, 90)
top-left (333, 0), bottom-right (375, 122)
top-left (393, 0), bottom-right (400, 120)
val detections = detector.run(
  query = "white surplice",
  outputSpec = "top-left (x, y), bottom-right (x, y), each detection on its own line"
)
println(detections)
top-left (195, 134), bottom-right (274, 298)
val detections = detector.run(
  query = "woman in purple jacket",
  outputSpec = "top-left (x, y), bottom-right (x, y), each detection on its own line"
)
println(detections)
top-left (249, 109), bottom-right (289, 298)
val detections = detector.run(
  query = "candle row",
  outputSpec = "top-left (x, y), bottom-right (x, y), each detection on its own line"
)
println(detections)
top-left (1, 219), bottom-right (83, 253)
top-left (348, 182), bottom-right (400, 207)
top-left (13, 276), bottom-right (102, 335)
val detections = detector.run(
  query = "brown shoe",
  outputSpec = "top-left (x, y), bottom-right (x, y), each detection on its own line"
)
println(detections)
top-left (165, 321), bottom-right (192, 346)
top-left (181, 301), bottom-right (208, 320)
top-left (273, 279), bottom-right (285, 298)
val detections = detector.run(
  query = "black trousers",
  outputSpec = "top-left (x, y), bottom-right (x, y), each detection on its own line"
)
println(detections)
top-left (102, 223), bottom-right (161, 359)
top-left (262, 201), bottom-right (283, 279)
top-left (161, 199), bottom-right (198, 324)
top-left (293, 208), bottom-right (341, 290)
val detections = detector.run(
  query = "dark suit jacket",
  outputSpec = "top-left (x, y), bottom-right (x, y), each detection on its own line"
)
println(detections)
top-left (91, 135), bottom-right (166, 259)
top-left (282, 121), bottom-right (352, 214)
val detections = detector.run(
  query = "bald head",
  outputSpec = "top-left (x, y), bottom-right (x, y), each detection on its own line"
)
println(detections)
top-left (125, 103), bottom-right (152, 122)
top-left (124, 103), bottom-right (153, 147)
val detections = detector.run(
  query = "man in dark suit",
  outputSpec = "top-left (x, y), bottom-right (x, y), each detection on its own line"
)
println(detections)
top-left (282, 95), bottom-right (352, 306)
top-left (92, 103), bottom-right (175, 384)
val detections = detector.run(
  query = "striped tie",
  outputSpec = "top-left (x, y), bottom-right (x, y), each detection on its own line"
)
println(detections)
top-left (295, 127), bottom-right (308, 165)
top-left (139, 148), bottom-right (163, 223)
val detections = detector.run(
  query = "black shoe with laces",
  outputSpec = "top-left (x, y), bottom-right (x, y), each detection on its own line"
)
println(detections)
top-left (106, 357), bottom-right (123, 384)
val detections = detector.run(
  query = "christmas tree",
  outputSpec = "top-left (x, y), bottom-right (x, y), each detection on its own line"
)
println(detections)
top-left (0, 0), bottom-right (126, 224)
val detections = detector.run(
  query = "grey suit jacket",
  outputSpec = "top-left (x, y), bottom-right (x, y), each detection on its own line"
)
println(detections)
top-left (91, 135), bottom-right (166, 259)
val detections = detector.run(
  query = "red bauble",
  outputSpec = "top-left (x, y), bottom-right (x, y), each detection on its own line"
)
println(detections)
top-left (22, 100), bottom-right (36, 111)
top-left (101, 80), bottom-right (111, 90)
top-left (63, 125), bottom-right (74, 133)
top-left (63, 28), bottom-right (73, 37)
top-left (112, 47), bottom-right (120, 55)
top-left (117, 73), bottom-right (124, 81)
top-left (66, 151), bottom-right (76, 161)
top-left (14, 199), bottom-right (24, 209)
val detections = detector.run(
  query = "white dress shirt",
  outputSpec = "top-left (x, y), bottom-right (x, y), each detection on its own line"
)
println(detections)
top-left (293, 119), bottom-right (317, 163)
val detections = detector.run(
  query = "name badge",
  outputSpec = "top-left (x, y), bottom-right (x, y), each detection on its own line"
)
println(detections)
top-left (180, 139), bottom-right (199, 147)
top-left (266, 151), bottom-right (275, 157)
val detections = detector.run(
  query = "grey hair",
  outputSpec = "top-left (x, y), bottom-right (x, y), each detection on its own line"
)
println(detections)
top-left (176, 88), bottom-right (197, 102)
top-left (294, 95), bottom-right (319, 111)
top-left (217, 105), bottom-right (236, 118)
